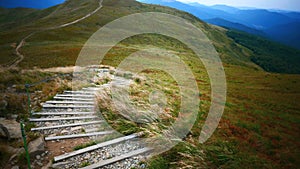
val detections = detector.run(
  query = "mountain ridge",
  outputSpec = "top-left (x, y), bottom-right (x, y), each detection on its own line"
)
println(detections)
top-left (140, 0), bottom-right (300, 49)
top-left (0, 0), bottom-right (299, 168)
top-left (0, 0), bottom-right (299, 73)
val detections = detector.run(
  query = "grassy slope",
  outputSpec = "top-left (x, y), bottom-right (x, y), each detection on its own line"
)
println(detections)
top-left (0, 0), bottom-right (299, 168)
top-left (0, 0), bottom-right (98, 65)
top-left (227, 30), bottom-right (300, 74)
top-left (0, 7), bottom-right (38, 31)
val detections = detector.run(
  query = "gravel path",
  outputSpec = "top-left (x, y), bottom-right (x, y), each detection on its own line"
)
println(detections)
top-left (31, 67), bottom-right (150, 168)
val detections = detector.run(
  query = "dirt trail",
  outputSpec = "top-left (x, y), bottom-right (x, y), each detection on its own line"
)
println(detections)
top-left (9, 0), bottom-right (103, 68)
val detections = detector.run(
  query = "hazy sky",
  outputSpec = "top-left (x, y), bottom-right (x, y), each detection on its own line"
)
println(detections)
top-left (177, 0), bottom-right (300, 11)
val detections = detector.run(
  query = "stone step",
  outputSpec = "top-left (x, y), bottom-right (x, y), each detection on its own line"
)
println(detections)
top-left (79, 147), bottom-right (151, 169)
top-left (32, 112), bottom-right (94, 116)
top-left (45, 101), bottom-right (94, 105)
top-left (82, 87), bottom-right (102, 91)
top-left (29, 116), bottom-right (98, 122)
top-left (31, 121), bottom-right (103, 131)
top-left (84, 128), bottom-right (100, 133)
top-left (54, 133), bottom-right (140, 162)
top-left (42, 104), bottom-right (94, 109)
top-left (56, 94), bottom-right (95, 98)
top-left (64, 91), bottom-right (95, 95)
top-left (45, 131), bottom-right (114, 141)
top-left (53, 96), bottom-right (94, 101)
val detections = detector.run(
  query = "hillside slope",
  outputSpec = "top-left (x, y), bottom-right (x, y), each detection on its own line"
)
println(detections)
top-left (0, 0), bottom-right (257, 69)
top-left (0, 0), bottom-right (299, 168)
top-left (227, 30), bottom-right (300, 73)
top-left (1, 0), bottom-right (300, 74)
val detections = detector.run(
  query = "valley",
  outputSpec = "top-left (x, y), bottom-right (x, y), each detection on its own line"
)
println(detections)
top-left (0, 0), bottom-right (299, 168)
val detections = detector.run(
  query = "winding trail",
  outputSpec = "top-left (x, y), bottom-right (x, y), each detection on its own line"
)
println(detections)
top-left (9, 0), bottom-right (103, 68)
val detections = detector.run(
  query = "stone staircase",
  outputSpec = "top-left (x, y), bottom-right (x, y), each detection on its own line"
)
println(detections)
top-left (30, 68), bottom-right (150, 169)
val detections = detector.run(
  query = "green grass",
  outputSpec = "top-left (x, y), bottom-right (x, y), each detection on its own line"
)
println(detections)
top-left (73, 141), bottom-right (97, 151)
top-left (0, 69), bottom-right (73, 120)
top-left (99, 43), bottom-right (299, 168)
top-left (80, 161), bottom-right (90, 167)
top-left (100, 108), bottom-right (141, 135)
top-left (236, 120), bottom-right (261, 134)
top-left (0, 0), bottom-right (299, 168)
top-left (147, 156), bottom-right (169, 169)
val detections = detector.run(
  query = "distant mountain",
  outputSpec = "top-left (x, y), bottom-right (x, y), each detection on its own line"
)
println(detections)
top-left (209, 4), bottom-right (240, 14)
top-left (232, 9), bottom-right (295, 29)
top-left (139, 0), bottom-right (300, 49)
top-left (282, 12), bottom-right (300, 20)
top-left (265, 22), bottom-right (300, 49)
top-left (0, 0), bottom-right (65, 9)
top-left (205, 18), bottom-right (265, 36)
top-left (140, 0), bottom-right (296, 29)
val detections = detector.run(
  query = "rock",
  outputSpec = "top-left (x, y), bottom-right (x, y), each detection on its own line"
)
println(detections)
top-left (45, 122), bottom-right (51, 126)
top-left (52, 161), bottom-right (71, 169)
top-left (60, 130), bottom-right (69, 135)
top-left (28, 137), bottom-right (45, 157)
top-left (0, 119), bottom-right (22, 140)
top-left (6, 145), bottom-right (20, 154)
top-left (9, 148), bottom-right (25, 162)
top-left (84, 154), bottom-right (91, 160)
top-left (36, 155), bottom-right (41, 160)
top-left (140, 163), bottom-right (146, 168)
top-left (70, 126), bottom-right (83, 132)
top-left (11, 166), bottom-right (19, 169)
top-left (36, 161), bottom-right (43, 167)
top-left (10, 114), bottom-right (18, 120)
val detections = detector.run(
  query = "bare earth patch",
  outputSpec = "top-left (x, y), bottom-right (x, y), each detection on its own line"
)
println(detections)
top-left (46, 137), bottom-right (90, 158)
